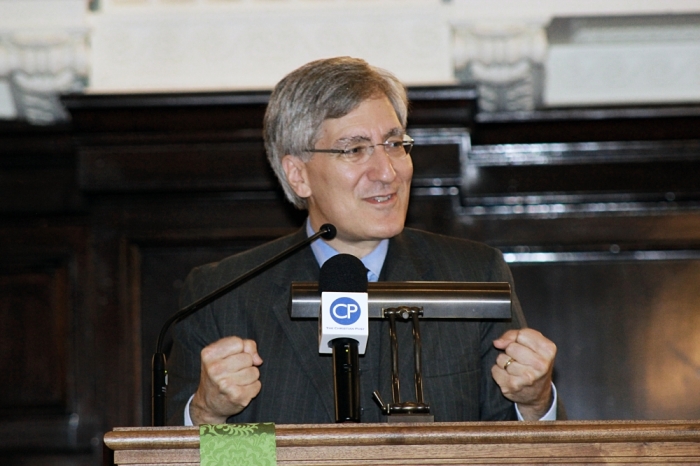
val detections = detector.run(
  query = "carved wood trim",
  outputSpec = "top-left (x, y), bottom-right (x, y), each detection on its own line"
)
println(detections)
top-left (105, 422), bottom-right (700, 465)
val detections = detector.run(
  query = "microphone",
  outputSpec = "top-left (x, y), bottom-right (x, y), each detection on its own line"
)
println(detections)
top-left (151, 223), bottom-right (336, 426)
top-left (318, 254), bottom-right (369, 423)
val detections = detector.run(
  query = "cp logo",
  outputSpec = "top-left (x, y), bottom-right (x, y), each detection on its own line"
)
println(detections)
top-left (330, 297), bottom-right (361, 325)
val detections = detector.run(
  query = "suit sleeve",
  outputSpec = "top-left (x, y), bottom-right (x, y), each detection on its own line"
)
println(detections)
top-left (478, 247), bottom-right (525, 421)
top-left (166, 264), bottom-right (223, 425)
top-left (479, 247), bottom-right (567, 420)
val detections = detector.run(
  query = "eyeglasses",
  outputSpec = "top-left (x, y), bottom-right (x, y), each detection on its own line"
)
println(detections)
top-left (304, 134), bottom-right (414, 164)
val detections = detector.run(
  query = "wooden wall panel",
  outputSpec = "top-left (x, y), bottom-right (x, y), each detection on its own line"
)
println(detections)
top-left (2, 89), bottom-right (700, 466)
top-left (78, 142), bottom-right (274, 192)
top-left (472, 107), bottom-right (700, 145)
top-left (511, 258), bottom-right (700, 421)
top-left (136, 240), bottom-right (271, 425)
top-left (0, 268), bottom-right (68, 410)
top-left (0, 225), bottom-right (101, 464)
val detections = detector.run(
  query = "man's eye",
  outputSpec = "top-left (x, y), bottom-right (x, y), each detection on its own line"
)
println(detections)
top-left (343, 145), bottom-right (367, 155)
top-left (385, 140), bottom-right (403, 149)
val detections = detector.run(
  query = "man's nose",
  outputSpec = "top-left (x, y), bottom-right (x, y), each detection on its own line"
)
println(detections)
top-left (366, 146), bottom-right (398, 181)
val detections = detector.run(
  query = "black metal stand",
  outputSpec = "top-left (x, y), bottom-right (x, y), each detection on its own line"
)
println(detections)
top-left (332, 338), bottom-right (361, 422)
top-left (372, 306), bottom-right (434, 422)
top-left (289, 279), bottom-right (512, 424)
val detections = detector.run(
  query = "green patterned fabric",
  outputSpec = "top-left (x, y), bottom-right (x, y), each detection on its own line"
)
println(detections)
top-left (200, 423), bottom-right (276, 466)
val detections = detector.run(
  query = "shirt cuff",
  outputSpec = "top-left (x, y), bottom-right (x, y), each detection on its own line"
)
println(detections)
top-left (184, 393), bottom-right (195, 426)
top-left (515, 383), bottom-right (558, 421)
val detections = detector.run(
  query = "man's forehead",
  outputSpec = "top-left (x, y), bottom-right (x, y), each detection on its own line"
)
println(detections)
top-left (315, 96), bottom-right (403, 140)
top-left (330, 126), bottom-right (404, 142)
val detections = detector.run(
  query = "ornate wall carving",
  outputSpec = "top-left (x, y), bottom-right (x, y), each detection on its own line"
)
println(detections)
top-left (0, 31), bottom-right (88, 124)
top-left (1, 0), bottom-right (700, 122)
top-left (452, 24), bottom-right (548, 112)
top-left (0, 0), bottom-right (88, 124)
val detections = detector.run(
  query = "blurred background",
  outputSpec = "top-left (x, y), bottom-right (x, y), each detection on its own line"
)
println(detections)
top-left (1, 1), bottom-right (700, 465)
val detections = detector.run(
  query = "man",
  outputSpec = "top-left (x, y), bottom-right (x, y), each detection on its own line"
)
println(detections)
top-left (167, 57), bottom-right (558, 426)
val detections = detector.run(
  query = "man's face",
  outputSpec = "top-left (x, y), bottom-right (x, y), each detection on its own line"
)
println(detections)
top-left (283, 96), bottom-right (413, 256)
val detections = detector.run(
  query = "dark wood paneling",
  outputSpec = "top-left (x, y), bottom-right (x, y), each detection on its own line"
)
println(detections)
top-left (464, 160), bottom-right (700, 198)
top-left (473, 107), bottom-right (700, 144)
top-left (0, 453), bottom-right (98, 466)
top-left (62, 92), bottom-right (270, 134)
top-left (136, 240), bottom-right (273, 425)
top-left (3, 90), bottom-right (700, 466)
top-left (512, 259), bottom-right (700, 420)
top-left (62, 87), bottom-right (476, 135)
top-left (0, 267), bottom-right (68, 410)
top-left (78, 142), bottom-right (273, 192)
top-left (448, 207), bottom-right (700, 249)
top-left (0, 224), bottom-right (100, 464)
top-left (411, 143), bottom-right (461, 179)
top-left (461, 139), bottom-right (700, 210)
top-left (0, 124), bottom-right (81, 214)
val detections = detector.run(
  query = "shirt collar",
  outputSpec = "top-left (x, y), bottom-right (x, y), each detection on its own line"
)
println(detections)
top-left (306, 219), bottom-right (387, 282)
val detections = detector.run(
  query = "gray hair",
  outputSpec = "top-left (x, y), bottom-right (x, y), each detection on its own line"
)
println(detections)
top-left (263, 56), bottom-right (409, 209)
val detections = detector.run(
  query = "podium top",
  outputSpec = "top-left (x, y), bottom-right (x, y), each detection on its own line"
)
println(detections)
top-left (289, 281), bottom-right (512, 319)
top-left (104, 420), bottom-right (700, 466)
top-left (105, 420), bottom-right (700, 448)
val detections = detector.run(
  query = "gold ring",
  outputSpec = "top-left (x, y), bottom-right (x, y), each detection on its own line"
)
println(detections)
top-left (503, 357), bottom-right (515, 370)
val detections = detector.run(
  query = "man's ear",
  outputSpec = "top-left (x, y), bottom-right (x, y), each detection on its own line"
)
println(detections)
top-left (282, 155), bottom-right (312, 198)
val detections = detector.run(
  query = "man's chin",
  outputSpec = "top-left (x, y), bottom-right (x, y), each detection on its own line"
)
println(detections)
top-left (332, 217), bottom-right (406, 243)
top-left (365, 224), bottom-right (405, 241)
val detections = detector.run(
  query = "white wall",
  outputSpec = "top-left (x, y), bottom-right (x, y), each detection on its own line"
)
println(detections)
top-left (2, 0), bottom-right (700, 122)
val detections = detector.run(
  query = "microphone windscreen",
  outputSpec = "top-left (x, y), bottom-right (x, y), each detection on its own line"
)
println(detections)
top-left (319, 223), bottom-right (337, 240)
top-left (319, 254), bottom-right (368, 293)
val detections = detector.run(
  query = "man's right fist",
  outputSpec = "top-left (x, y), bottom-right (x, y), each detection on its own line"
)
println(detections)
top-left (189, 336), bottom-right (263, 425)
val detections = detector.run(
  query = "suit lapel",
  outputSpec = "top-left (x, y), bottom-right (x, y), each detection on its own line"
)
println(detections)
top-left (267, 230), bottom-right (336, 421)
top-left (381, 231), bottom-right (433, 282)
top-left (263, 229), bottom-right (436, 422)
top-left (376, 231), bottom-right (435, 409)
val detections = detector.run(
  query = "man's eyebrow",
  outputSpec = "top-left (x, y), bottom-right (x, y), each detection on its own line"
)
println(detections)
top-left (384, 127), bottom-right (404, 139)
top-left (336, 135), bottom-right (371, 145)
top-left (335, 128), bottom-right (405, 145)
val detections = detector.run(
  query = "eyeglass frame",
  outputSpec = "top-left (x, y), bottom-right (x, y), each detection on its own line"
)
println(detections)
top-left (302, 133), bottom-right (414, 164)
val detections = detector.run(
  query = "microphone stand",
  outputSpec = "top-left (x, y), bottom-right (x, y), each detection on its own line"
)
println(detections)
top-left (332, 338), bottom-right (361, 422)
top-left (151, 223), bottom-right (337, 426)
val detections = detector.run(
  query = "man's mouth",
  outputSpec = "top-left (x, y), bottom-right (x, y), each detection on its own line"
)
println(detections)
top-left (370, 194), bottom-right (393, 203)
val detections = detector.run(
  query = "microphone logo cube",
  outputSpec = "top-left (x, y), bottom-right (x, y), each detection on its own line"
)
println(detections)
top-left (319, 291), bottom-right (368, 354)
top-left (330, 297), bottom-right (362, 325)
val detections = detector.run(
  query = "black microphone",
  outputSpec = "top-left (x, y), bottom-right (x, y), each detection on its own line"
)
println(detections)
top-left (319, 253), bottom-right (368, 423)
top-left (151, 223), bottom-right (337, 426)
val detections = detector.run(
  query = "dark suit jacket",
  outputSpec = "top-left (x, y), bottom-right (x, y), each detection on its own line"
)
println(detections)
top-left (167, 227), bottom-right (526, 425)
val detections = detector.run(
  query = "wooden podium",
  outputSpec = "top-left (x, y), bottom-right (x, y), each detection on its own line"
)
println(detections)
top-left (104, 420), bottom-right (700, 465)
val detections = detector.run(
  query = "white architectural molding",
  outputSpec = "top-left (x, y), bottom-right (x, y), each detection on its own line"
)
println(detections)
top-left (446, 0), bottom-right (700, 111)
top-left (3, 0), bottom-right (700, 122)
top-left (445, 0), bottom-right (700, 23)
top-left (453, 23), bottom-right (548, 111)
top-left (88, 0), bottom-right (454, 93)
top-left (0, 79), bottom-right (16, 119)
top-left (0, 0), bottom-right (88, 124)
top-left (545, 15), bottom-right (700, 106)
